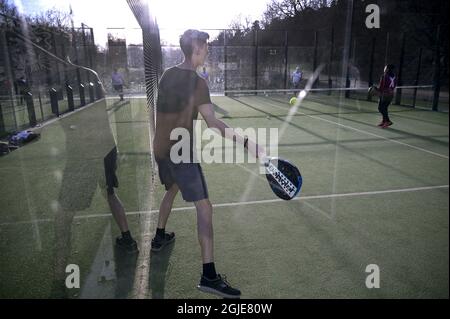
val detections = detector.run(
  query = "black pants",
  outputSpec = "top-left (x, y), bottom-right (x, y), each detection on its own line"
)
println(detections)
top-left (113, 84), bottom-right (124, 100)
top-left (378, 96), bottom-right (393, 122)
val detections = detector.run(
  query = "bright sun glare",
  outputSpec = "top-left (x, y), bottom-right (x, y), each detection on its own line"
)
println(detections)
top-left (18, 0), bottom-right (268, 46)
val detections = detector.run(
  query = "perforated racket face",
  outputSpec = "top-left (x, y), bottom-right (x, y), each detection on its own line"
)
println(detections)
top-left (265, 158), bottom-right (302, 200)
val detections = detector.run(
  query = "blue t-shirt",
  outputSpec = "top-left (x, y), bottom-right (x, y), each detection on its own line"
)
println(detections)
top-left (112, 72), bottom-right (124, 86)
top-left (292, 70), bottom-right (302, 84)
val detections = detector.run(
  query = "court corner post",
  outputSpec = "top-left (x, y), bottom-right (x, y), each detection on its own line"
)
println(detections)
top-left (432, 25), bottom-right (441, 112)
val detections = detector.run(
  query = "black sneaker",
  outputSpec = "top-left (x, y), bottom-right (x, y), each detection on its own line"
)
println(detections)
top-left (116, 236), bottom-right (139, 254)
top-left (197, 274), bottom-right (241, 299)
top-left (151, 231), bottom-right (175, 252)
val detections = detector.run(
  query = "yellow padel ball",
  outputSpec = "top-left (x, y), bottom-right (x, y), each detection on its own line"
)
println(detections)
top-left (289, 96), bottom-right (297, 106)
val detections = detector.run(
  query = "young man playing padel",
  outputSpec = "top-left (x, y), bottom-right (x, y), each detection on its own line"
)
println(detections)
top-left (151, 29), bottom-right (264, 299)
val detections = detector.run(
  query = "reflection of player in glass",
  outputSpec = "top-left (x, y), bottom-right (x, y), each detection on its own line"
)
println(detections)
top-left (112, 68), bottom-right (125, 101)
top-left (369, 64), bottom-right (396, 128)
top-left (152, 29), bottom-right (264, 299)
top-left (52, 99), bottom-right (138, 297)
top-left (292, 66), bottom-right (302, 89)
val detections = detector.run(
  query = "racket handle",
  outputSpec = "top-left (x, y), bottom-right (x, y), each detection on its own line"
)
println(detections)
top-left (259, 156), bottom-right (272, 167)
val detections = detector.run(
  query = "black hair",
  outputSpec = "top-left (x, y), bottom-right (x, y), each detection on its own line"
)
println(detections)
top-left (385, 64), bottom-right (395, 77)
top-left (179, 29), bottom-right (209, 58)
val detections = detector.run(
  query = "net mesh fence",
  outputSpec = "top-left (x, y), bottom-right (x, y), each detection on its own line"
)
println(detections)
top-left (126, 0), bottom-right (163, 299)
top-left (223, 85), bottom-right (439, 115)
top-left (127, 0), bottom-right (161, 136)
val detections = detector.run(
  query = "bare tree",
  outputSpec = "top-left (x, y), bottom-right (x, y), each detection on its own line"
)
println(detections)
top-left (228, 14), bottom-right (253, 31)
top-left (29, 9), bottom-right (71, 29)
top-left (263, 0), bottom-right (333, 24)
top-left (0, 0), bottom-right (18, 17)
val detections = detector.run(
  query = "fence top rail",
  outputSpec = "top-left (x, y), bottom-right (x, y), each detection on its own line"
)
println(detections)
top-left (224, 85), bottom-right (434, 95)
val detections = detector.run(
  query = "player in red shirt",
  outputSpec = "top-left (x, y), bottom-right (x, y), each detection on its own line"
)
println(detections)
top-left (375, 64), bottom-right (397, 128)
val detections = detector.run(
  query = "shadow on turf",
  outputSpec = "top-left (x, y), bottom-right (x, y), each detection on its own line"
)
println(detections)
top-left (106, 100), bottom-right (130, 113)
top-left (113, 246), bottom-right (138, 299)
top-left (149, 244), bottom-right (175, 299)
top-left (48, 243), bottom-right (139, 299)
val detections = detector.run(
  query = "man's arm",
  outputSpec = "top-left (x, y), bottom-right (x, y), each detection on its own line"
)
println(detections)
top-left (198, 103), bottom-right (265, 159)
top-left (378, 75), bottom-right (384, 91)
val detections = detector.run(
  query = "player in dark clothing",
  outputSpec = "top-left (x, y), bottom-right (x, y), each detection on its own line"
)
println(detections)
top-left (375, 64), bottom-right (397, 128)
top-left (151, 29), bottom-right (264, 299)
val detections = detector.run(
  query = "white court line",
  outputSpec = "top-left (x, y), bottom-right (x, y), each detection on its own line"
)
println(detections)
top-left (304, 112), bottom-right (449, 159)
top-left (236, 163), bottom-right (333, 219)
top-left (1, 185), bottom-right (447, 227)
top-left (256, 97), bottom-right (449, 160)
top-left (302, 201), bottom-right (334, 220)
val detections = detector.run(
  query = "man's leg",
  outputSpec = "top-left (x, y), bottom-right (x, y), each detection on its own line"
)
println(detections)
top-left (151, 184), bottom-right (178, 252)
top-left (194, 198), bottom-right (241, 298)
top-left (381, 102), bottom-right (389, 122)
top-left (378, 100), bottom-right (386, 125)
top-left (157, 184), bottom-right (179, 229)
top-left (107, 193), bottom-right (128, 232)
top-left (194, 199), bottom-right (214, 264)
top-left (383, 103), bottom-right (392, 126)
top-left (103, 147), bottom-right (137, 252)
top-left (108, 192), bottom-right (138, 253)
top-left (119, 85), bottom-right (124, 100)
top-left (379, 99), bottom-right (393, 127)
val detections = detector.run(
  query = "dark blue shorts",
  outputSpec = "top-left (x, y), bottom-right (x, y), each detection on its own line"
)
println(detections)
top-left (59, 147), bottom-right (118, 211)
top-left (104, 147), bottom-right (119, 195)
top-left (156, 159), bottom-right (209, 202)
top-left (113, 84), bottom-right (123, 93)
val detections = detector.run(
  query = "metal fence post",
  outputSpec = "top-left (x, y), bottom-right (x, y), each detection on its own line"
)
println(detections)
top-left (224, 30), bottom-right (228, 95)
top-left (79, 83), bottom-right (86, 106)
top-left (66, 82), bottom-right (74, 111)
top-left (82, 24), bottom-right (94, 103)
top-left (368, 37), bottom-right (376, 101)
top-left (72, 27), bottom-right (83, 105)
top-left (384, 32), bottom-right (390, 65)
top-left (412, 47), bottom-right (423, 108)
top-left (95, 81), bottom-right (104, 99)
top-left (313, 30), bottom-right (318, 88)
top-left (284, 30), bottom-right (288, 90)
top-left (25, 92), bottom-right (37, 127)
top-left (395, 33), bottom-right (406, 105)
top-left (344, 0), bottom-right (355, 99)
top-left (1, 29), bottom-right (18, 130)
top-left (432, 25), bottom-right (441, 111)
top-left (49, 88), bottom-right (59, 116)
top-left (254, 29), bottom-right (258, 92)
top-left (328, 26), bottom-right (334, 95)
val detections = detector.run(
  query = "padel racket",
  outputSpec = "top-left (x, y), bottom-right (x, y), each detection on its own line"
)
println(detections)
top-left (263, 157), bottom-right (302, 200)
top-left (368, 86), bottom-right (380, 97)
